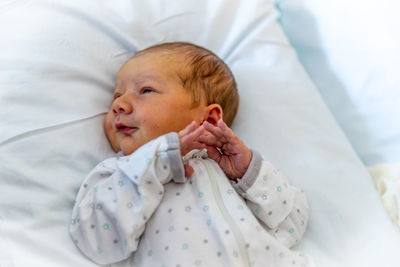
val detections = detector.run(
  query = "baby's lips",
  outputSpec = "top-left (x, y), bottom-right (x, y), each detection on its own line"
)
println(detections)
top-left (115, 123), bottom-right (126, 129)
top-left (115, 123), bottom-right (138, 133)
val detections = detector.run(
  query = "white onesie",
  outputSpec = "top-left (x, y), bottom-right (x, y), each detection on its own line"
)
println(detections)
top-left (69, 132), bottom-right (313, 267)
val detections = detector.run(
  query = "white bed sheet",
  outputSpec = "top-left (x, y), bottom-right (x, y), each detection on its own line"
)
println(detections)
top-left (1, 1), bottom-right (400, 267)
top-left (275, 0), bottom-right (400, 231)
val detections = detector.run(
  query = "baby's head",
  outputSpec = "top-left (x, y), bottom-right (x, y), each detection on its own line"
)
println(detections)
top-left (104, 42), bottom-right (239, 155)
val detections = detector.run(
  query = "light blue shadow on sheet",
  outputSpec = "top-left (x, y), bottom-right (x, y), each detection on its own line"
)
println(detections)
top-left (274, 0), bottom-right (400, 166)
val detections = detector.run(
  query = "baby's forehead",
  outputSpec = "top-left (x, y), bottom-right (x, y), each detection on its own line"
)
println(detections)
top-left (115, 53), bottom-right (188, 88)
top-left (119, 51), bottom-right (187, 76)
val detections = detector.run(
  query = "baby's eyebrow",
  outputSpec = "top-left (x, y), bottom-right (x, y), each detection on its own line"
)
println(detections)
top-left (115, 74), bottom-right (168, 91)
top-left (133, 74), bottom-right (166, 86)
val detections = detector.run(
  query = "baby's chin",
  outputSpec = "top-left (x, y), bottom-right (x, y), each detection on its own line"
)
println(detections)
top-left (120, 138), bottom-right (142, 156)
top-left (117, 132), bottom-right (171, 155)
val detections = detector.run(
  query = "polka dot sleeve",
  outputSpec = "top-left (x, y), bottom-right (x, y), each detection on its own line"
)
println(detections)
top-left (232, 151), bottom-right (309, 248)
top-left (69, 133), bottom-right (184, 265)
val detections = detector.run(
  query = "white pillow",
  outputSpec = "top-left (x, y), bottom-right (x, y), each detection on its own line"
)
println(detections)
top-left (1, 1), bottom-right (400, 267)
top-left (275, 0), bottom-right (400, 166)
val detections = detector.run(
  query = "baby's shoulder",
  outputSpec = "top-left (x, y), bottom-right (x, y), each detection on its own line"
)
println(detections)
top-left (93, 155), bottom-right (120, 172)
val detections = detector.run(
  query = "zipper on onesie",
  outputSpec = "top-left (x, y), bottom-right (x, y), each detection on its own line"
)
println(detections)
top-left (201, 160), bottom-right (251, 267)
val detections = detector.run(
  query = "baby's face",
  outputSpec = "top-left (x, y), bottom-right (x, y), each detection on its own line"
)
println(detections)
top-left (104, 52), bottom-right (206, 155)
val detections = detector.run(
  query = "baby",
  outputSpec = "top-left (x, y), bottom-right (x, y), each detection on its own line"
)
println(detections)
top-left (69, 42), bottom-right (312, 267)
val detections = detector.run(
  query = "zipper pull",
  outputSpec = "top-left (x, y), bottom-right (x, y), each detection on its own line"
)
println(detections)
top-left (182, 149), bottom-right (208, 162)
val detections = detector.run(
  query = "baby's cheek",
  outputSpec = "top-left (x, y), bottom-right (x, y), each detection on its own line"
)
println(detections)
top-left (150, 121), bottom-right (178, 139)
top-left (104, 114), bottom-right (113, 137)
top-left (104, 113), bottom-right (119, 151)
top-left (139, 119), bottom-right (160, 138)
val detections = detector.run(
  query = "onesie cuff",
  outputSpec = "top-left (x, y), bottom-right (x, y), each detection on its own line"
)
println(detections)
top-left (165, 132), bottom-right (186, 183)
top-left (234, 150), bottom-right (263, 194)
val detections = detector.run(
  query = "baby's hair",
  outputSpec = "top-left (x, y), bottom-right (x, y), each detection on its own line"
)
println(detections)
top-left (134, 42), bottom-right (239, 126)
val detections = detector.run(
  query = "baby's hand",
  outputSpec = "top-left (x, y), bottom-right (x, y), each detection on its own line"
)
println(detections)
top-left (179, 121), bottom-right (206, 176)
top-left (199, 119), bottom-right (252, 179)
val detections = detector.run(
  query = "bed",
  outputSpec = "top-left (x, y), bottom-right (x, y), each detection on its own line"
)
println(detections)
top-left (1, 0), bottom-right (399, 266)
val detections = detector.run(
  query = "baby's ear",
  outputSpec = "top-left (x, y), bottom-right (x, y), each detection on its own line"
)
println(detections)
top-left (203, 104), bottom-right (223, 126)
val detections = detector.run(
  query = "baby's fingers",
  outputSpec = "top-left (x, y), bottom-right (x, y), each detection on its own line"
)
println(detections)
top-left (217, 119), bottom-right (236, 141)
top-left (182, 125), bottom-right (204, 143)
top-left (180, 125), bottom-right (205, 155)
top-left (179, 121), bottom-right (197, 138)
top-left (184, 164), bottom-right (194, 177)
top-left (202, 121), bottom-right (225, 139)
top-left (197, 132), bottom-right (223, 147)
top-left (203, 120), bottom-right (237, 146)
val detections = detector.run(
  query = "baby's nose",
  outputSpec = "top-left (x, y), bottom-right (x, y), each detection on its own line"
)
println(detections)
top-left (114, 106), bottom-right (125, 114)
top-left (112, 97), bottom-right (132, 114)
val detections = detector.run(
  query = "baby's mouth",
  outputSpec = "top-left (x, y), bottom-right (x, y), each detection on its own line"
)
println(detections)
top-left (115, 123), bottom-right (138, 134)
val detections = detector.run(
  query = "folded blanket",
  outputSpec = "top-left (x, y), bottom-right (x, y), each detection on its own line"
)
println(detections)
top-left (369, 162), bottom-right (400, 226)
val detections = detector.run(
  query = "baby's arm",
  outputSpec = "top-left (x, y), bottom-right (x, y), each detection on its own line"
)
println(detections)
top-left (232, 152), bottom-right (309, 248)
top-left (199, 120), bottom-right (309, 248)
top-left (69, 133), bottom-right (185, 265)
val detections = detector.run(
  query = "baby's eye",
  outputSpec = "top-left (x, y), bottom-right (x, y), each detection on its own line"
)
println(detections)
top-left (113, 93), bottom-right (122, 100)
top-left (141, 87), bottom-right (155, 94)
